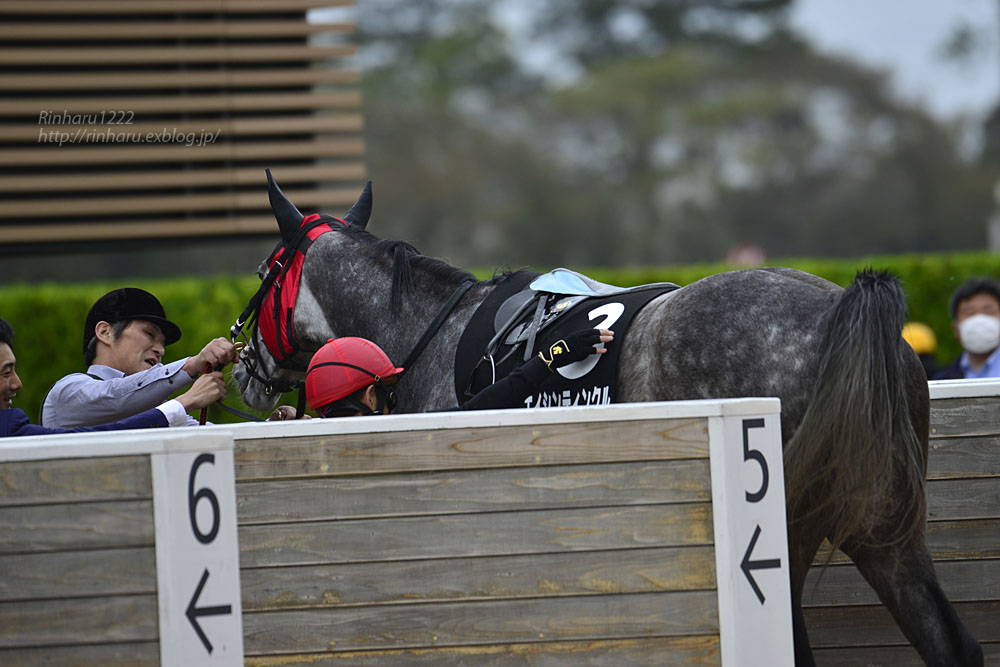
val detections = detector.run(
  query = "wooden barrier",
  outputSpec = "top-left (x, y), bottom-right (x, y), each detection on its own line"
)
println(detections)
top-left (0, 430), bottom-right (242, 665)
top-left (803, 378), bottom-right (1000, 666)
top-left (0, 399), bottom-right (792, 666)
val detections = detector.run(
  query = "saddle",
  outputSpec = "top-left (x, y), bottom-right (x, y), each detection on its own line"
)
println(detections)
top-left (455, 269), bottom-right (678, 403)
top-left (488, 268), bottom-right (679, 364)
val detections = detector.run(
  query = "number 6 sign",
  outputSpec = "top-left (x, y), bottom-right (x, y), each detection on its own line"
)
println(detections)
top-left (151, 434), bottom-right (244, 664)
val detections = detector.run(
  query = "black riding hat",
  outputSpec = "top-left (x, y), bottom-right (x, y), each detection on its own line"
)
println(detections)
top-left (83, 288), bottom-right (182, 355)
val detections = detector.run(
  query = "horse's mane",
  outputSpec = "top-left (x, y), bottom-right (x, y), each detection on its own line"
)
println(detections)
top-left (333, 223), bottom-right (511, 312)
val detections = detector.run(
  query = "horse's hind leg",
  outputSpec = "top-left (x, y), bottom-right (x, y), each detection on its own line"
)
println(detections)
top-left (841, 537), bottom-right (983, 666)
top-left (788, 520), bottom-right (827, 667)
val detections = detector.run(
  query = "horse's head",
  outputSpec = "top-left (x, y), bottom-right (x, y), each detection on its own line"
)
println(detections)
top-left (232, 169), bottom-right (372, 411)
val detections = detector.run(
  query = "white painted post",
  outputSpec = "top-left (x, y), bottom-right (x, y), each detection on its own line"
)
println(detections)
top-left (709, 411), bottom-right (794, 666)
top-left (151, 432), bottom-right (244, 665)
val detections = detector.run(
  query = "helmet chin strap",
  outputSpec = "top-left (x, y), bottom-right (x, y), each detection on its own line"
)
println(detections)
top-left (319, 384), bottom-right (393, 417)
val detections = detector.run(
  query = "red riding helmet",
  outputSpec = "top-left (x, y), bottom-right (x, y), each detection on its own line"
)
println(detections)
top-left (305, 337), bottom-right (404, 412)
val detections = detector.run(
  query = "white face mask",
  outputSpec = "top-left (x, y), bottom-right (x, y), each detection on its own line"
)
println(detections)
top-left (958, 313), bottom-right (1000, 355)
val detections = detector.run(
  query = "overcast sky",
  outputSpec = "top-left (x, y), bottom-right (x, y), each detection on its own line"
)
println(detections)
top-left (325, 1), bottom-right (1000, 122)
top-left (790, 0), bottom-right (1000, 121)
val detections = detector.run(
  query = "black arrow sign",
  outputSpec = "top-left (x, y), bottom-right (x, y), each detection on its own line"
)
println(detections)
top-left (186, 568), bottom-right (232, 654)
top-left (741, 524), bottom-right (781, 604)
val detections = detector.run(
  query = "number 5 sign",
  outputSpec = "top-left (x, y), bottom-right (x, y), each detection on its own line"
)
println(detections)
top-left (151, 433), bottom-right (244, 664)
top-left (709, 411), bottom-right (794, 666)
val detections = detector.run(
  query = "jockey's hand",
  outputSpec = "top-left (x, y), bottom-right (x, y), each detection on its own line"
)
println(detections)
top-left (268, 405), bottom-right (310, 421)
top-left (184, 338), bottom-right (237, 376)
top-left (542, 328), bottom-right (614, 370)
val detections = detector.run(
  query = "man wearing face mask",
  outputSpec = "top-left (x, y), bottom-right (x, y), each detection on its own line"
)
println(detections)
top-left (933, 277), bottom-right (1000, 380)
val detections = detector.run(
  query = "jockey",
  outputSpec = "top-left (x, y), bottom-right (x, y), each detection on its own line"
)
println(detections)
top-left (299, 328), bottom-right (614, 418)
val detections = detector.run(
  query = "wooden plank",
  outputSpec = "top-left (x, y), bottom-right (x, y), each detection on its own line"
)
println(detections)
top-left (0, 547), bottom-right (155, 602)
top-left (812, 641), bottom-right (1000, 667)
top-left (1, 138), bottom-right (364, 166)
top-left (0, 500), bottom-right (153, 554)
top-left (4, 186), bottom-right (365, 218)
top-left (0, 0), bottom-right (349, 12)
top-left (815, 518), bottom-right (1000, 564)
top-left (930, 397), bottom-right (1000, 437)
top-left (0, 68), bottom-right (359, 91)
top-left (0, 20), bottom-right (353, 40)
top-left (0, 91), bottom-right (361, 116)
top-left (803, 600), bottom-right (999, 647)
top-left (0, 45), bottom-right (356, 66)
top-left (0, 642), bottom-right (159, 667)
top-left (242, 635), bottom-right (722, 666)
top-left (0, 594), bottom-right (158, 648)
top-left (927, 478), bottom-right (1000, 521)
top-left (0, 215), bottom-right (281, 244)
top-left (242, 591), bottom-right (719, 655)
top-left (0, 455), bottom-right (149, 507)
top-left (928, 518), bottom-right (1000, 560)
top-left (237, 461), bottom-right (712, 524)
top-left (0, 163), bottom-right (366, 193)
top-left (802, 558), bottom-right (1000, 606)
top-left (241, 546), bottom-right (717, 611)
top-left (235, 418), bottom-right (710, 480)
top-left (927, 435), bottom-right (1000, 479)
top-left (239, 504), bottom-right (713, 568)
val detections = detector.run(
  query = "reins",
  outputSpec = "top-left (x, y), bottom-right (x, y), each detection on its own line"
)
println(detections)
top-left (228, 224), bottom-right (477, 421)
top-left (397, 279), bottom-right (475, 374)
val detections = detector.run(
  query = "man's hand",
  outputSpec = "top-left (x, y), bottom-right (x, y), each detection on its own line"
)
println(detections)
top-left (183, 338), bottom-right (237, 377)
top-left (541, 328), bottom-right (614, 371)
top-left (176, 371), bottom-right (227, 411)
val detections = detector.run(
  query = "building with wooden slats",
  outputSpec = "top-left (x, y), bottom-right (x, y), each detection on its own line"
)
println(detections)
top-left (0, 0), bottom-right (364, 251)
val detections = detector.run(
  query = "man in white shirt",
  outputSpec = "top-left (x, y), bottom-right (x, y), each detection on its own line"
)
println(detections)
top-left (41, 287), bottom-right (237, 428)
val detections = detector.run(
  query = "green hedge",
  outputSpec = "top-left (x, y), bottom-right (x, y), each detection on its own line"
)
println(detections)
top-left (1, 251), bottom-right (997, 424)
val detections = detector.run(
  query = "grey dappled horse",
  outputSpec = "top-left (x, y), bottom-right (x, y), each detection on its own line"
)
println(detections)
top-left (233, 176), bottom-right (982, 667)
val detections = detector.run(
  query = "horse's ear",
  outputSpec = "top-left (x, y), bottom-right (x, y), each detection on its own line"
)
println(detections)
top-left (342, 180), bottom-right (372, 229)
top-left (266, 168), bottom-right (303, 244)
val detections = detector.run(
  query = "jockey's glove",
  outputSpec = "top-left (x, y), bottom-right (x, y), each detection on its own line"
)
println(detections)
top-left (539, 328), bottom-right (604, 371)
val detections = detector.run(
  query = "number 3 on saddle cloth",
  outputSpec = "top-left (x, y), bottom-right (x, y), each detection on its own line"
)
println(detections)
top-left (454, 268), bottom-right (678, 408)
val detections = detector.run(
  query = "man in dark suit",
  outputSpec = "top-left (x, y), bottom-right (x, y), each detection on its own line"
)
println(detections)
top-left (933, 277), bottom-right (1000, 380)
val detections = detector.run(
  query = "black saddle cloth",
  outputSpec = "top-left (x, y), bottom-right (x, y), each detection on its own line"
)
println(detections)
top-left (454, 270), bottom-right (676, 407)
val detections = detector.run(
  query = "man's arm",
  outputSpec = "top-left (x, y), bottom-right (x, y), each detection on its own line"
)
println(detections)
top-left (458, 356), bottom-right (552, 411)
top-left (2, 406), bottom-right (167, 437)
top-left (459, 329), bottom-right (614, 411)
top-left (5, 373), bottom-right (226, 436)
top-left (41, 358), bottom-right (194, 428)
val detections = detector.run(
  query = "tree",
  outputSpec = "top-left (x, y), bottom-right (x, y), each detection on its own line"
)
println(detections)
top-left (357, 0), bottom-right (992, 268)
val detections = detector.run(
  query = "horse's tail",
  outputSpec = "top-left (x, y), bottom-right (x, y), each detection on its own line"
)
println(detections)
top-left (784, 268), bottom-right (926, 553)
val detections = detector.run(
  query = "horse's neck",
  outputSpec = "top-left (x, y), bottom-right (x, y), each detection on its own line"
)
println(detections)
top-left (384, 281), bottom-right (492, 411)
top-left (305, 261), bottom-right (492, 411)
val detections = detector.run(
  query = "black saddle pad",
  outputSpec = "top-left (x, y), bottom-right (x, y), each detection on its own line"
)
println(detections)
top-left (454, 271), bottom-right (675, 407)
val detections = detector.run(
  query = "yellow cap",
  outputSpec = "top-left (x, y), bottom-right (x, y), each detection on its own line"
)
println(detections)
top-left (902, 322), bottom-right (936, 355)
